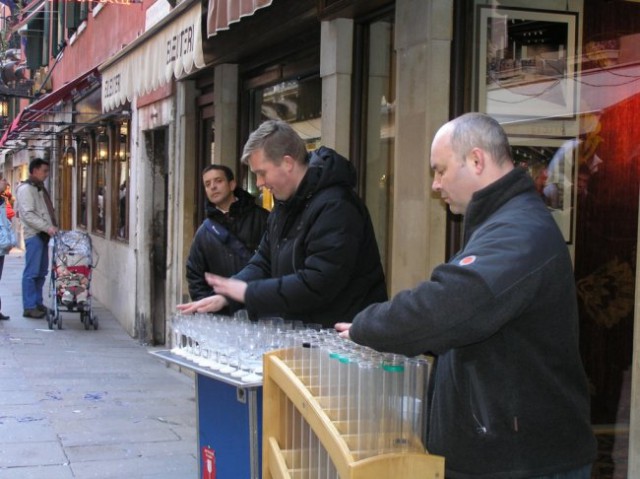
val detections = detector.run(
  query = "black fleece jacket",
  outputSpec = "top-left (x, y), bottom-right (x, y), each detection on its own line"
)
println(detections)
top-left (349, 167), bottom-right (596, 478)
top-left (234, 146), bottom-right (388, 327)
top-left (186, 188), bottom-right (268, 301)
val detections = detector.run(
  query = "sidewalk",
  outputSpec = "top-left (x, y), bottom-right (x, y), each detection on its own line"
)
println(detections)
top-left (0, 249), bottom-right (198, 478)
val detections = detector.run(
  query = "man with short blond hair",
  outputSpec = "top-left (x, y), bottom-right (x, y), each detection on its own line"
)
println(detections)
top-left (179, 120), bottom-right (387, 327)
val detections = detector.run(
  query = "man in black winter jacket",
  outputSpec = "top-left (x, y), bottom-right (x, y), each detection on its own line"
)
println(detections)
top-left (336, 113), bottom-right (596, 479)
top-left (178, 121), bottom-right (387, 327)
top-left (185, 165), bottom-right (268, 308)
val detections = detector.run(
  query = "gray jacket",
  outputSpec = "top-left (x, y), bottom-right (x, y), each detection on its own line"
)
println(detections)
top-left (16, 181), bottom-right (54, 240)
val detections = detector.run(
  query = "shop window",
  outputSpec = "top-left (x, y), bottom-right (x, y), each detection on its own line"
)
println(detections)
top-left (77, 137), bottom-right (90, 229)
top-left (112, 121), bottom-right (130, 241)
top-left (92, 128), bottom-right (109, 235)
top-left (459, 1), bottom-right (640, 476)
top-left (57, 134), bottom-right (74, 230)
top-left (352, 13), bottom-right (395, 275)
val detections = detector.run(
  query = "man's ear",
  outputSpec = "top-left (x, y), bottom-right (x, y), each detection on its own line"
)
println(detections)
top-left (468, 147), bottom-right (486, 174)
top-left (282, 155), bottom-right (296, 171)
top-left (229, 179), bottom-right (237, 191)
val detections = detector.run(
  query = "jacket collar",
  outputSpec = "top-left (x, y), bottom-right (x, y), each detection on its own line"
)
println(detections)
top-left (463, 167), bottom-right (536, 244)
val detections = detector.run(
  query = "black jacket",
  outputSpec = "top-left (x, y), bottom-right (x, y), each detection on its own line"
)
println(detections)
top-left (186, 188), bottom-right (268, 301)
top-left (349, 168), bottom-right (596, 478)
top-left (234, 146), bottom-right (387, 327)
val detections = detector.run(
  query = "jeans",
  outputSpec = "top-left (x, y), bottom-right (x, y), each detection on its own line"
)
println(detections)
top-left (532, 464), bottom-right (592, 479)
top-left (0, 254), bottom-right (4, 311)
top-left (22, 235), bottom-right (49, 309)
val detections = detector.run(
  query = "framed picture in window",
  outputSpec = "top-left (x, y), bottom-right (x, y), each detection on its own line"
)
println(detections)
top-left (477, 7), bottom-right (579, 120)
top-left (510, 136), bottom-right (576, 243)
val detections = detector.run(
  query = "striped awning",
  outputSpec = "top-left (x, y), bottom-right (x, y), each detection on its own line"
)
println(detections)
top-left (207, 0), bottom-right (272, 38)
top-left (99, 1), bottom-right (205, 112)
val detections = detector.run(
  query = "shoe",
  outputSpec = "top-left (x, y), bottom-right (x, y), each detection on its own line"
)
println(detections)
top-left (0, 312), bottom-right (9, 320)
top-left (23, 308), bottom-right (46, 319)
top-left (36, 304), bottom-right (47, 313)
top-left (61, 291), bottom-right (73, 306)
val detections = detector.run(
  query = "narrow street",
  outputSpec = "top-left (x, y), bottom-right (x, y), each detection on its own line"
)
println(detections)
top-left (0, 249), bottom-right (198, 478)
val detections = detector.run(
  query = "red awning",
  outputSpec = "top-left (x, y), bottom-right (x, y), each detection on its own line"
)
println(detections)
top-left (207, 0), bottom-right (272, 38)
top-left (0, 68), bottom-right (100, 147)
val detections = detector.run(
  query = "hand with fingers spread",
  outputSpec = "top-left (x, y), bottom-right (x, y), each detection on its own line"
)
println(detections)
top-left (176, 294), bottom-right (229, 314)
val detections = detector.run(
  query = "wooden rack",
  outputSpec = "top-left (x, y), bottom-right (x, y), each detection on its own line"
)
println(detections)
top-left (262, 350), bottom-right (445, 479)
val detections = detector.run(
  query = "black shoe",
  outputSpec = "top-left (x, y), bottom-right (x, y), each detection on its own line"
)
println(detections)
top-left (23, 308), bottom-right (46, 319)
top-left (36, 304), bottom-right (47, 313)
top-left (0, 312), bottom-right (9, 320)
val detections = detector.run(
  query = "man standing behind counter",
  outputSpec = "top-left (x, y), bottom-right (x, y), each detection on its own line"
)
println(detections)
top-left (178, 120), bottom-right (387, 327)
top-left (185, 164), bottom-right (268, 312)
top-left (336, 113), bottom-right (596, 478)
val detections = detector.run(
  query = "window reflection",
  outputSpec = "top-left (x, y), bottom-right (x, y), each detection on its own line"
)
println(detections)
top-left (78, 138), bottom-right (90, 228)
top-left (113, 120), bottom-right (129, 241)
top-left (93, 129), bottom-right (108, 235)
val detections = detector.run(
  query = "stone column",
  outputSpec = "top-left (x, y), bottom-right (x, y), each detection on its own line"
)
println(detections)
top-left (389, 0), bottom-right (453, 294)
top-left (213, 64), bottom-right (239, 171)
top-left (320, 18), bottom-right (353, 156)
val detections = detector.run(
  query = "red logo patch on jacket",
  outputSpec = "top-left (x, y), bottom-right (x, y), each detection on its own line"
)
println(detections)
top-left (459, 255), bottom-right (476, 266)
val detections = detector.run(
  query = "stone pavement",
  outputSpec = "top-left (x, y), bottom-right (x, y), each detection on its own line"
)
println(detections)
top-left (0, 249), bottom-right (198, 478)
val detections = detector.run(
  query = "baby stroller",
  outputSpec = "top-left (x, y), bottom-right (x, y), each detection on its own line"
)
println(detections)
top-left (46, 230), bottom-right (98, 330)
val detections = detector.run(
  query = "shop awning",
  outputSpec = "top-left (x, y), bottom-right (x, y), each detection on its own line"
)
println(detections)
top-left (207, 0), bottom-right (272, 38)
top-left (100, 1), bottom-right (205, 112)
top-left (0, 67), bottom-right (100, 147)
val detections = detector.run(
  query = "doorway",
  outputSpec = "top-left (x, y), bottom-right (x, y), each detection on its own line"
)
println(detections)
top-left (144, 127), bottom-right (168, 345)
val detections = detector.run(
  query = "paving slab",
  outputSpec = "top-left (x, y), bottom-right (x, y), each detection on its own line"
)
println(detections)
top-left (0, 250), bottom-right (198, 478)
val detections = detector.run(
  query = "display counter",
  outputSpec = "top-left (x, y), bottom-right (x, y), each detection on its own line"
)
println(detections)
top-left (151, 350), bottom-right (262, 479)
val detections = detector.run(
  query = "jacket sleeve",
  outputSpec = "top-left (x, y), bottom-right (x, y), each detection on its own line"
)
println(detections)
top-left (348, 224), bottom-right (556, 356)
top-left (185, 229), bottom-right (214, 300)
top-left (16, 185), bottom-right (52, 233)
top-left (243, 196), bottom-right (366, 316)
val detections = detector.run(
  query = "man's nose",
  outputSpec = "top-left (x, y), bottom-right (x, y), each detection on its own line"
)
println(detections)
top-left (432, 177), bottom-right (441, 192)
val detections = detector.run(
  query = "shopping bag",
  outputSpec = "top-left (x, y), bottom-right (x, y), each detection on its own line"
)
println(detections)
top-left (0, 203), bottom-right (17, 254)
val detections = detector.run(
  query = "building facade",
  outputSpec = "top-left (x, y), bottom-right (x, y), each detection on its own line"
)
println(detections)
top-left (1, 0), bottom-right (638, 476)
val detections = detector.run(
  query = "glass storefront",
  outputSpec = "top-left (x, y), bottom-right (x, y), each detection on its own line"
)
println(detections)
top-left (353, 13), bottom-right (395, 274)
top-left (463, 1), bottom-right (640, 476)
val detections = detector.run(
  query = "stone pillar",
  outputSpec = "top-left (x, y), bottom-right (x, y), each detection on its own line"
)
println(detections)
top-left (213, 64), bottom-right (239, 171)
top-left (174, 80), bottom-right (198, 306)
top-left (320, 18), bottom-right (353, 156)
top-left (389, 0), bottom-right (453, 294)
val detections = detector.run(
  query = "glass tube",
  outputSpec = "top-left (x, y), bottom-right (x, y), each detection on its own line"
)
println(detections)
top-left (380, 354), bottom-right (406, 453)
top-left (403, 356), bottom-right (431, 452)
top-left (356, 358), bottom-right (379, 459)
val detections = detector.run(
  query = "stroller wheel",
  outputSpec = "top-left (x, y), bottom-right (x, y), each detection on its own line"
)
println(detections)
top-left (56, 310), bottom-right (62, 330)
top-left (82, 312), bottom-right (90, 330)
top-left (92, 314), bottom-right (98, 330)
top-left (46, 310), bottom-right (53, 330)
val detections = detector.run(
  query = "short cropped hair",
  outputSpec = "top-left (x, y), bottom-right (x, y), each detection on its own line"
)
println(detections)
top-left (202, 164), bottom-right (234, 182)
top-left (241, 120), bottom-right (308, 166)
top-left (450, 113), bottom-right (513, 166)
top-left (29, 157), bottom-right (50, 174)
